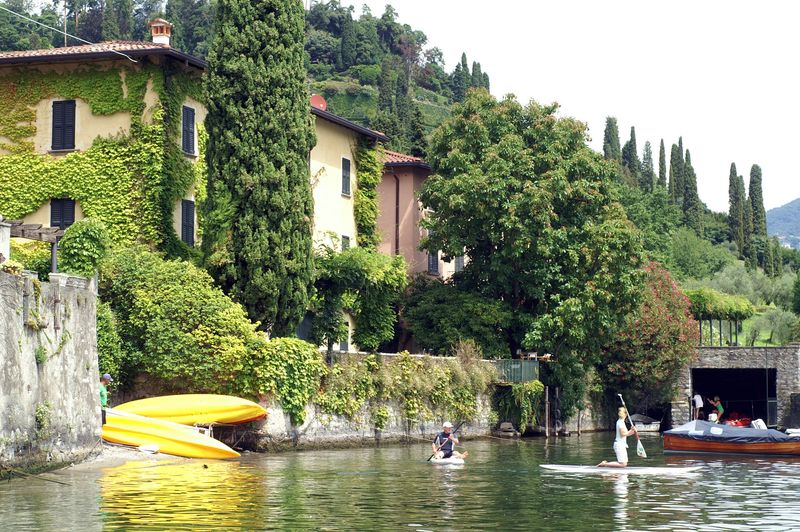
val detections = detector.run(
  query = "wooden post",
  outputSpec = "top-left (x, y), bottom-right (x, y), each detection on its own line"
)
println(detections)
top-left (719, 319), bottom-right (722, 346)
top-left (544, 385), bottom-right (550, 438)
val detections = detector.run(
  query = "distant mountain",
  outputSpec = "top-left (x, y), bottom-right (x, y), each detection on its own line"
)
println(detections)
top-left (767, 198), bottom-right (800, 249)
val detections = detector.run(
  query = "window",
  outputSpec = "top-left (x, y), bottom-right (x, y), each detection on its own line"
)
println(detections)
top-left (339, 336), bottom-right (349, 352)
top-left (341, 235), bottom-right (350, 251)
top-left (454, 255), bottom-right (465, 273)
top-left (428, 251), bottom-right (439, 274)
top-left (50, 198), bottom-right (76, 229)
top-left (182, 106), bottom-right (195, 155)
top-left (51, 100), bottom-right (75, 150)
top-left (181, 199), bottom-right (195, 245)
top-left (341, 157), bottom-right (351, 195)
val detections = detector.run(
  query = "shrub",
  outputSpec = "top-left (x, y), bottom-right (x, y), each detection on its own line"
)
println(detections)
top-left (59, 218), bottom-right (110, 277)
top-left (347, 64), bottom-right (381, 86)
top-left (96, 301), bottom-right (124, 382)
top-left (9, 239), bottom-right (50, 279)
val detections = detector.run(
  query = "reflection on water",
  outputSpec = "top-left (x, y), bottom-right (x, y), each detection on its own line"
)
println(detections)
top-left (1, 434), bottom-right (800, 530)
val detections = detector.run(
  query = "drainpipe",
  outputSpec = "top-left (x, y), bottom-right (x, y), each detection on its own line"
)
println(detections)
top-left (394, 174), bottom-right (400, 256)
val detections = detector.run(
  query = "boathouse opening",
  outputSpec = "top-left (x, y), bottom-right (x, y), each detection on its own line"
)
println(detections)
top-left (691, 368), bottom-right (777, 426)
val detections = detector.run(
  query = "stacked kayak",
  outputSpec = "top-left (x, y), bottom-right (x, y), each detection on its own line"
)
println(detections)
top-left (102, 409), bottom-right (240, 459)
top-left (114, 394), bottom-right (267, 425)
top-left (103, 394), bottom-right (267, 459)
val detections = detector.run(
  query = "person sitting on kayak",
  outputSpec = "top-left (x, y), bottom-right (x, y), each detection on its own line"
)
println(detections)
top-left (432, 421), bottom-right (467, 460)
top-left (707, 396), bottom-right (724, 423)
top-left (597, 407), bottom-right (637, 468)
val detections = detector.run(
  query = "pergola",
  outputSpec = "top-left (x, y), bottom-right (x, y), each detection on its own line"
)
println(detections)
top-left (5, 219), bottom-right (64, 272)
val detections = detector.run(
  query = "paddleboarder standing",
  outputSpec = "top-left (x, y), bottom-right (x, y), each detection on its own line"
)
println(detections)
top-left (432, 422), bottom-right (467, 460)
top-left (598, 407), bottom-right (637, 468)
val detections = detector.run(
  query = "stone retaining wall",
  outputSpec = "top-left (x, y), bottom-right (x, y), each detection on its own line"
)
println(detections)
top-left (0, 271), bottom-right (100, 476)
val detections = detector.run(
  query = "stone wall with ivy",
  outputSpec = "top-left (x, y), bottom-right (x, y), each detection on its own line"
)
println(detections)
top-left (0, 270), bottom-right (100, 476)
top-left (0, 62), bottom-right (204, 258)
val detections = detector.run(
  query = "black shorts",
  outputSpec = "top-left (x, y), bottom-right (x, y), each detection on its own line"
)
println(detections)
top-left (441, 450), bottom-right (453, 459)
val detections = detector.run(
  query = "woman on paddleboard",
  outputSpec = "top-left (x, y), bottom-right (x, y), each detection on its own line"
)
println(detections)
top-left (598, 407), bottom-right (637, 468)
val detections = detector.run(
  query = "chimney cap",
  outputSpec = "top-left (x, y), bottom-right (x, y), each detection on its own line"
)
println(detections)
top-left (148, 18), bottom-right (173, 30)
top-left (148, 18), bottom-right (173, 46)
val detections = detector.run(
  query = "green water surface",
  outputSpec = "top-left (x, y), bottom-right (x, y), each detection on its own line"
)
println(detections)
top-left (1, 433), bottom-right (799, 531)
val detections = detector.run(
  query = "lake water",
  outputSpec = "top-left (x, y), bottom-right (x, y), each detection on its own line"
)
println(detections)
top-left (2, 433), bottom-right (799, 531)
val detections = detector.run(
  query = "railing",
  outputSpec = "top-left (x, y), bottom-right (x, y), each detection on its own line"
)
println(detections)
top-left (490, 359), bottom-right (539, 383)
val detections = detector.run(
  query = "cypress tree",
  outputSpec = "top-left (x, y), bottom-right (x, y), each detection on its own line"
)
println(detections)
top-left (482, 72), bottom-right (490, 91)
top-left (339, 14), bottom-right (357, 69)
top-left (203, 0), bottom-right (315, 336)
top-left (407, 104), bottom-right (426, 158)
top-left (102, 0), bottom-right (121, 40)
top-left (114, 0), bottom-right (133, 39)
top-left (621, 126), bottom-right (640, 186)
top-left (451, 62), bottom-right (466, 102)
top-left (377, 57), bottom-right (396, 112)
top-left (658, 139), bottom-right (667, 188)
top-left (395, 66), bottom-right (411, 125)
top-left (743, 180), bottom-right (755, 267)
top-left (669, 143), bottom-right (682, 204)
top-left (682, 150), bottom-right (703, 235)
top-left (764, 239), bottom-right (775, 277)
top-left (640, 140), bottom-right (655, 192)
top-left (749, 164), bottom-right (767, 238)
top-left (602, 117), bottom-right (621, 162)
top-left (471, 61), bottom-right (483, 88)
top-left (728, 163), bottom-right (744, 257)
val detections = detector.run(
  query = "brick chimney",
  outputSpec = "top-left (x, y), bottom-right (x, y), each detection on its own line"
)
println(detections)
top-left (148, 18), bottom-right (173, 46)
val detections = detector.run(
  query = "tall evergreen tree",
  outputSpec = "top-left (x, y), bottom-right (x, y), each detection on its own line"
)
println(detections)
top-left (728, 162), bottom-right (745, 257)
top-left (771, 237), bottom-right (782, 275)
top-left (482, 72), bottom-right (490, 91)
top-left (407, 104), bottom-right (426, 157)
top-left (669, 143), bottom-right (682, 204)
top-left (114, 0), bottom-right (133, 39)
top-left (682, 150), bottom-right (703, 235)
top-left (602, 117), bottom-right (621, 162)
top-left (377, 56), bottom-right (396, 112)
top-left (749, 164), bottom-right (767, 238)
top-left (203, 0), bottom-right (315, 336)
top-left (451, 61), bottom-right (466, 102)
top-left (742, 179), bottom-right (755, 268)
top-left (640, 140), bottom-right (655, 192)
top-left (133, 0), bottom-right (162, 41)
top-left (102, 0), bottom-right (121, 40)
top-left (339, 13), bottom-right (356, 69)
top-left (621, 126), bottom-right (640, 186)
top-left (657, 139), bottom-right (666, 188)
top-left (471, 61), bottom-right (483, 87)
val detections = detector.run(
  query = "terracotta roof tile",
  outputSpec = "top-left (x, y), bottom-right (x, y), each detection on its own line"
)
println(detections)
top-left (383, 150), bottom-right (430, 168)
top-left (0, 40), bottom-right (206, 68)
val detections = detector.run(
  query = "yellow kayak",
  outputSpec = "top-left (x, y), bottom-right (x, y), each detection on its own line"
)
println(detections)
top-left (115, 394), bottom-right (267, 425)
top-left (102, 409), bottom-right (240, 459)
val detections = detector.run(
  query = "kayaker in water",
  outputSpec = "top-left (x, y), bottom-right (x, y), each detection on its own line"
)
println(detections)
top-left (597, 407), bottom-right (637, 468)
top-left (432, 422), bottom-right (467, 460)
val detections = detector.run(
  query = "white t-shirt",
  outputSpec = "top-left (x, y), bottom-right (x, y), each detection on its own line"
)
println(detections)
top-left (614, 418), bottom-right (628, 447)
top-left (693, 394), bottom-right (703, 408)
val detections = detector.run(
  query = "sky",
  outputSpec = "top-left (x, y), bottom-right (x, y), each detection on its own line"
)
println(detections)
top-left (351, 0), bottom-right (800, 213)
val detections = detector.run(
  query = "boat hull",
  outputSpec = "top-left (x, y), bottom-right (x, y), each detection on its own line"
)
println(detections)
top-left (115, 394), bottom-right (267, 425)
top-left (664, 434), bottom-right (800, 456)
top-left (102, 410), bottom-right (240, 459)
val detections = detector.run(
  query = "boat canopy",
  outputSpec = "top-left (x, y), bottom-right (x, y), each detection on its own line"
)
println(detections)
top-left (665, 420), bottom-right (796, 444)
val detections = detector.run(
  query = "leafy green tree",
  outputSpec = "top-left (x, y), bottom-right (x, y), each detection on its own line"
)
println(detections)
top-left (305, 28), bottom-right (340, 64)
top-left (597, 263), bottom-right (699, 407)
top-left (793, 272), bottom-right (800, 315)
top-left (668, 227), bottom-right (734, 280)
top-left (132, 0), bottom-right (162, 41)
top-left (658, 139), bottom-right (667, 188)
top-left (403, 276), bottom-right (515, 359)
top-left (640, 140), bottom-right (655, 192)
top-left (420, 91), bottom-right (644, 416)
top-left (617, 184), bottom-right (681, 264)
top-left (0, 0), bottom-right (60, 50)
top-left (749, 164), bottom-right (767, 238)
top-left (682, 150), bottom-right (703, 234)
top-left (203, 0), bottom-right (315, 336)
top-left (728, 162), bottom-right (745, 256)
top-left (166, 0), bottom-right (214, 57)
top-left (602, 117), bottom-right (621, 162)
top-left (621, 126), bottom-right (641, 186)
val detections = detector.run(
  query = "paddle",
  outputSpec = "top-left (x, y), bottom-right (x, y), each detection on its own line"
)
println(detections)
top-left (617, 394), bottom-right (647, 458)
top-left (427, 421), bottom-right (465, 461)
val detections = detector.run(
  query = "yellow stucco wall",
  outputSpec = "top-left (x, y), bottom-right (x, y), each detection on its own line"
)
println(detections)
top-left (32, 97), bottom-right (131, 154)
top-left (310, 117), bottom-right (358, 249)
top-left (22, 200), bottom-right (85, 227)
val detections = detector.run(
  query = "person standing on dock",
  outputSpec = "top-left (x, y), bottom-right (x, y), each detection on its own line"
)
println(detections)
top-left (100, 373), bottom-right (113, 425)
top-left (707, 396), bottom-right (724, 423)
top-left (598, 407), bottom-right (637, 468)
top-left (432, 422), bottom-right (467, 460)
top-left (693, 391), bottom-right (704, 420)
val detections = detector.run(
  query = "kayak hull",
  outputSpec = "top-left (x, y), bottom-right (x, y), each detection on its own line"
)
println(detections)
top-left (102, 410), bottom-right (240, 459)
top-left (115, 394), bottom-right (267, 425)
top-left (539, 464), bottom-right (702, 475)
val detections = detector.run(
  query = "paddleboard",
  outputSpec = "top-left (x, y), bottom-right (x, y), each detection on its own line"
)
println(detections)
top-left (539, 464), bottom-right (702, 475)
top-left (103, 409), bottom-right (240, 459)
top-left (115, 394), bottom-right (267, 425)
top-left (430, 456), bottom-right (465, 465)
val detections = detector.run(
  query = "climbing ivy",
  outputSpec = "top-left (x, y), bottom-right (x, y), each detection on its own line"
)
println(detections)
top-left (0, 64), bottom-right (204, 258)
top-left (353, 141), bottom-right (384, 249)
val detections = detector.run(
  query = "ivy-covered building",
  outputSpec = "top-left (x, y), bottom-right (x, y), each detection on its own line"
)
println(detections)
top-left (0, 20), bottom-right (206, 257)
